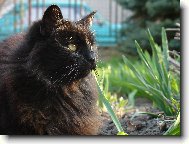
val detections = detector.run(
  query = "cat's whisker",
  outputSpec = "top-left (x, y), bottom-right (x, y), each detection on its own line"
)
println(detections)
top-left (52, 65), bottom-right (74, 85)
top-left (53, 66), bottom-right (78, 85)
top-left (52, 73), bottom-right (66, 85)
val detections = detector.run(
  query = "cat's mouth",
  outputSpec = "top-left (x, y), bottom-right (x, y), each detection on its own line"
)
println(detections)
top-left (90, 62), bottom-right (96, 70)
top-left (83, 58), bottom-right (96, 70)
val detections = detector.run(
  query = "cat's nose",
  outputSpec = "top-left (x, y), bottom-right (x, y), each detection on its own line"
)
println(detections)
top-left (88, 51), bottom-right (96, 62)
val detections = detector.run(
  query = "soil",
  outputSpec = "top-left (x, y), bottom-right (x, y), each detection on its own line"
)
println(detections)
top-left (99, 97), bottom-right (174, 135)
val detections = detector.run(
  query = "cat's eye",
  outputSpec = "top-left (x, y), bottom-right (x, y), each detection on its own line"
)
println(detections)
top-left (68, 44), bottom-right (77, 51)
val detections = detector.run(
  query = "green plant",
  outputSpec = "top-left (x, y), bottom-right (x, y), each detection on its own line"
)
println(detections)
top-left (96, 28), bottom-right (180, 135)
top-left (164, 112), bottom-right (180, 135)
top-left (94, 74), bottom-right (128, 135)
top-left (97, 68), bottom-right (128, 112)
top-left (97, 29), bottom-right (180, 115)
top-left (122, 28), bottom-right (180, 116)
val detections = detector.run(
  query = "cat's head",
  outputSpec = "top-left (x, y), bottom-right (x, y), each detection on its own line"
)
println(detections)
top-left (29, 5), bottom-right (97, 85)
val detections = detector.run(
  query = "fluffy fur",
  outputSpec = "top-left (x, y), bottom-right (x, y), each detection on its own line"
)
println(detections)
top-left (0, 5), bottom-right (101, 135)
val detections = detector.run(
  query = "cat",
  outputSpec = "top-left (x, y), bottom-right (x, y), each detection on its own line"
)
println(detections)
top-left (0, 5), bottom-right (101, 135)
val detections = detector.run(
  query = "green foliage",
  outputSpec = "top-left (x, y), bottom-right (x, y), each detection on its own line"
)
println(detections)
top-left (94, 74), bottom-right (128, 135)
top-left (97, 67), bottom-right (129, 112)
top-left (123, 28), bottom-right (180, 116)
top-left (117, 131), bottom-right (128, 135)
top-left (97, 28), bottom-right (180, 117)
top-left (145, 0), bottom-right (180, 18)
top-left (116, 0), bottom-right (180, 54)
top-left (96, 28), bottom-right (180, 135)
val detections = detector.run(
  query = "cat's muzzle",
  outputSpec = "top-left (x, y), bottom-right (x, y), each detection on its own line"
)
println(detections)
top-left (88, 51), bottom-right (96, 70)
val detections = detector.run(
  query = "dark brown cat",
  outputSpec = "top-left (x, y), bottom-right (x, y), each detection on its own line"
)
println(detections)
top-left (0, 5), bottom-right (101, 135)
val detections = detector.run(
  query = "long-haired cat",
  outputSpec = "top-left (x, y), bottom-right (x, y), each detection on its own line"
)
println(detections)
top-left (0, 5), bottom-right (101, 135)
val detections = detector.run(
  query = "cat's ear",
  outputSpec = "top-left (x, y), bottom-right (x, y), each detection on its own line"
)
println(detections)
top-left (41, 5), bottom-right (63, 35)
top-left (76, 11), bottom-right (96, 28)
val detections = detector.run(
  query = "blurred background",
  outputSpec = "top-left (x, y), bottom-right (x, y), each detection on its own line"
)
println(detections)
top-left (0, 0), bottom-right (180, 52)
top-left (0, 0), bottom-right (131, 47)
top-left (0, 0), bottom-right (180, 135)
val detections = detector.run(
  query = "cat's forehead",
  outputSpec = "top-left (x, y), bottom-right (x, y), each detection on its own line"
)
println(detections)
top-left (55, 20), bottom-right (95, 44)
top-left (55, 20), bottom-right (87, 32)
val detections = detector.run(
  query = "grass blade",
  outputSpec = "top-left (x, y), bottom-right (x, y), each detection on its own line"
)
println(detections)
top-left (147, 29), bottom-right (163, 81)
top-left (94, 75), bottom-right (128, 135)
top-left (122, 55), bottom-right (148, 86)
top-left (135, 40), bottom-right (158, 82)
top-left (162, 27), bottom-right (169, 71)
